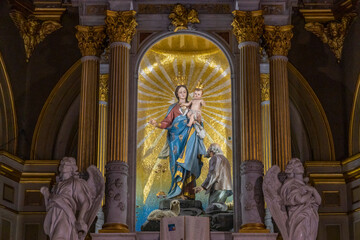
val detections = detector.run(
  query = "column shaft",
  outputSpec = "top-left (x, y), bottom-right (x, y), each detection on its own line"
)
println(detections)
top-left (260, 72), bottom-right (271, 173)
top-left (107, 44), bottom-right (129, 163)
top-left (264, 25), bottom-right (293, 171)
top-left (78, 58), bottom-right (99, 171)
top-left (239, 43), bottom-right (262, 162)
top-left (269, 57), bottom-right (291, 171)
top-left (98, 73), bottom-right (109, 176)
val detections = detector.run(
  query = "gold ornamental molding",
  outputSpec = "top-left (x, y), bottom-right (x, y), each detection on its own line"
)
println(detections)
top-left (231, 10), bottom-right (264, 43)
top-left (99, 74), bottom-right (109, 102)
top-left (263, 25), bottom-right (293, 57)
top-left (168, 4), bottom-right (200, 32)
top-left (304, 13), bottom-right (356, 62)
top-left (9, 10), bottom-right (62, 62)
top-left (75, 25), bottom-right (106, 57)
top-left (105, 10), bottom-right (137, 44)
top-left (299, 0), bottom-right (356, 23)
top-left (260, 73), bottom-right (270, 102)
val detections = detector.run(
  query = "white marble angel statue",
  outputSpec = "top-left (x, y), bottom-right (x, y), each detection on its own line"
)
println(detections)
top-left (40, 157), bottom-right (104, 240)
top-left (263, 158), bottom-right (321, 240)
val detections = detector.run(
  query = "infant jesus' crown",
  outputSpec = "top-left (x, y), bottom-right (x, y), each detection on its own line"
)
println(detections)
top-left (195, 80), bottom-right (204, 90)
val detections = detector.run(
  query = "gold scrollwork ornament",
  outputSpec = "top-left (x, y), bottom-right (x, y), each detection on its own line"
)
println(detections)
top-left (169, 4), bottom-right (200, 32)
top-left (99, 74), bottom-right (109, 102)
top-left (9, 10), bottom-right (62, 62)
top-left (105, 10), bottom-right (137, 44)
top-left (231, 10), bottom-right (264, 43)
top-left (304, 13), bottom-right (356, 62)
top-left (75, 25), bottom-right (106, 57)
top-left (260, 73), bottom-right (270, 102)
top-left (264, 25), bottom-right (294, 57)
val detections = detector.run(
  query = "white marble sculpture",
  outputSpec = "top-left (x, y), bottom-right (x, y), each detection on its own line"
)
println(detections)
top-left (263, 158), bottom-right (321, 240)
top-left (40, 157), bottom-right (105, 240)
top-left (147, 200), bottom-right (180, 221)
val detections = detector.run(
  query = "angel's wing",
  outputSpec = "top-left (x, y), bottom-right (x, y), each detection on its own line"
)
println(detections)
top-left (305, 22), bottom-right (328, 43)
top-left (263, 165), bottom-right (289, 240)
top-left (38, 20), bottom-right (62, 43)
top-left (82, 165), bottom-right (105, 240)
top-left (9, 11), bottom-right (26, 33)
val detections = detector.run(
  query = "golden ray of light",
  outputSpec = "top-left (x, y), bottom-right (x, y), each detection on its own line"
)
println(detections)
top-left (187, 59), bottom-right (195, 87)
top-left (204, 67), bottom-right (230, 91)
top-left (138, 82), bottom-right (170, 98)
top-left (173, 58), bottom-right (178, 76)
top-left (154, 55), bottom-right (176, 89)
top-left (182, 59), bottom-right (186, 76)
top-left (203, 118), bottom-right (232, 150)
top-left (137, 109), bottom-right (167, 122)
top-left (144, 57), bottom-right (174, 93)
top-left (203, 108), bottom-right (232, 121)
top-left (202, 111), bottom-right (231, 130)
top-left (205, 105), bottom-right (232, 113)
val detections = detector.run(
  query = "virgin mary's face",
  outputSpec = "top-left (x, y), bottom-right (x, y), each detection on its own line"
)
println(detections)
top-left (177, 87), bottom-right (187, 100)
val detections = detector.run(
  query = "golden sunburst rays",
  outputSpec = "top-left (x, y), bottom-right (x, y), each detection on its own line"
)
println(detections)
top-left (137, 35), bottom-right (233, 204)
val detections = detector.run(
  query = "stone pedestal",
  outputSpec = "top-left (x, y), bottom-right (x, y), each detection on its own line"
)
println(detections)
top-left (240, 160), bottom-right (266, 231)
top-left (232, 233), bottom-right (278, 240)
top-left (101, 161), bottom-right (129, 232)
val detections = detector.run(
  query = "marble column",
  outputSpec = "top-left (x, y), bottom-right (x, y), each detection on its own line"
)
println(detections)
top-left (75, 25), bottom-right (106, 171)
top-left (232, 10), bottom-right (267, 232)
top-left (100, 10), bottom-right (137, 233)
top-left (264, 25), bottom-right (294, 171)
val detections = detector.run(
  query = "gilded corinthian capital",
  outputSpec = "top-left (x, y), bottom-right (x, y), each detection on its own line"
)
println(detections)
top-left (231, 10), bottom-right (264, 43)
top-left (105, 10), bottom-right (137, 44)
top-left (264, 25), bottom-right (294, 57)
top-left (75, 25), bottom-right (106, 57)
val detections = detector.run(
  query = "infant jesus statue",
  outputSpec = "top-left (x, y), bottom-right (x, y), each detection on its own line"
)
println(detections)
top-left (181, 88), bottom-right (205, 127)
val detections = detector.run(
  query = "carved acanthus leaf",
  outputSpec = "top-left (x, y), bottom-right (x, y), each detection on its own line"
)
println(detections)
top-left (264, 25), bottom-right (293, 57)
top-left (231, 10), bottom-right (264, 43)
top-left (99, 74), bottom-right (109, 102)
top-left (260, 73), bottom-right (270, 102)
top-left (105, 10), bottom-right (137, 44)
top-left (75, 25), bottom-right (106, 57)
top-left (9, 10), bottom-right (62, 62)
top-left (169, 4), bottom-right (200, 32)
top-left (304, 13), bottom-right (356, 62)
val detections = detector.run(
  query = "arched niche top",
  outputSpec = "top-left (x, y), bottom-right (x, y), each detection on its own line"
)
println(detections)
top-left (349, 74), bottom-right (360, 156)
top-left (30, 60), bottom-right (81, 160)
top-left (0, 51), bottom-right (17, 154)
top-left (288, 62), bottom-right (335, 161)
top-left (134, 31), bottom-right (236, 81)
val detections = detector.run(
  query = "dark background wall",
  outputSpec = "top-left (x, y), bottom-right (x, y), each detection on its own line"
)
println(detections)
top-left (0, 0), bottom-right (81, 159)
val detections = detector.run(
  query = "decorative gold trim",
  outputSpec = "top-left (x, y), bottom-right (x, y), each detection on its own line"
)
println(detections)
top-left (305, 161), bottom-right (341, 167)
top-left (260, 73), bottom-right (270, 102)
top-left (232, 10), bottom-right (264, 43)
top-left (319, 212), bottom-right (347, 216)
top-left (100, 223), bottom-right (129, 233)
top-left (105, 10), bottom-right (137, 44)
top-left (0, 53), bottom-right (18, 154)
top-left (99, 74), bottom-right (109, 102)
top-left (0, 150), bottom-right (24, 164)
top-left (31, 60), bottom-right (82, 159)
top-left (349, 74), bottom-right (360, 156)
top-left (343, 153), bottom-right (360, 165)
top-left (169, 4), bottom-right (200, 32)
top-left (239, 223), bottom-right (270, 233)
top-left (304, 13), bottom-right (356, 62)
top-left (9, 10), bottom-right (62, 62)
top-left (75, 25), bottom-right (106, 57)
top-left (288, 63), bottom-right (335, 160)
top-left (299, 9), bottom-right (335, 23)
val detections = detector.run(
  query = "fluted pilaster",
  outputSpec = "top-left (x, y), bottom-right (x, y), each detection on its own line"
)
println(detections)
top-left (260, 73), bottom-right (272, 173)
top-left (101, 9), bottom-right (137, 233)
top-left (264, 25), bottom-right (293, 171)
top-left (75, 25), bottom-right (105, 171)
top-left (98, 73), bottom-right (109, 176)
